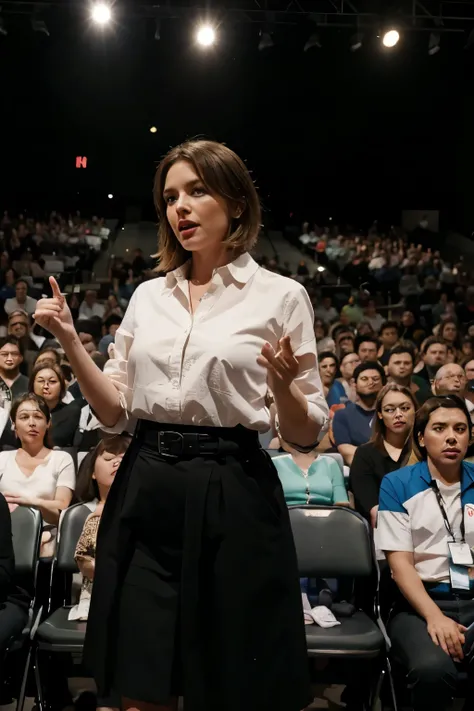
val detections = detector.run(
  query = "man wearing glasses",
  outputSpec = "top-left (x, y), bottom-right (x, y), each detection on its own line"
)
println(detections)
top-left (332, 361), bottom-right (386, 466)
top-left (0, 336), bottom-right (28, 408)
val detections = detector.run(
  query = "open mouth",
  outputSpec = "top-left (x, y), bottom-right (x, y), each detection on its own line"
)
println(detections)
top-left (178, 220), bottom-right (199, 232)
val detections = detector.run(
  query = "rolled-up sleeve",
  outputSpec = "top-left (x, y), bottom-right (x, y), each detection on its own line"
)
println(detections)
top-left (101, 290), bottom-right (137, 434)
top-left (283, 287), bottom-right (329, 430)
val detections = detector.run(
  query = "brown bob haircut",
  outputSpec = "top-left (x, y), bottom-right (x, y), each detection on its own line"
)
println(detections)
top-left (370, 383), bottom-right (418, 463)
top-left (29, 362), bottom-right (67, 401)
top-left (11, 393), bottom-right (52, 448)
top-left (75, 435), bottom-right (131, 503)
top-left (153, 139), bottom-right (261, 273)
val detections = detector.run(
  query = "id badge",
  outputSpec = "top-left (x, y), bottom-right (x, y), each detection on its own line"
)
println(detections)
top-left (450, 563), bottom-right (471, 591)
top-left (448, 542), bottom-right (474, 566)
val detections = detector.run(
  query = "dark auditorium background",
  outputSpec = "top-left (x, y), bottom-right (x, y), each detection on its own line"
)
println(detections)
top-left (1, 0), bottom-right (474, 233)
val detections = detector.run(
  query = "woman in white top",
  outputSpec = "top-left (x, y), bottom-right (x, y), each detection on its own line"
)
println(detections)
top-left (34, 139), bottom-right (328, 711)
top-left (0, 393), bottom-right (75, 555)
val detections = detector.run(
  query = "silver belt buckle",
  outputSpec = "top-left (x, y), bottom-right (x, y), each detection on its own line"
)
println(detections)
top-left (157, 431), bottom-right (184, 458)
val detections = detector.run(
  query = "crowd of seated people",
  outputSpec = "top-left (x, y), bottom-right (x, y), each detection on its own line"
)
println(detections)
top-left (1, 213), bottom-right (474, 710)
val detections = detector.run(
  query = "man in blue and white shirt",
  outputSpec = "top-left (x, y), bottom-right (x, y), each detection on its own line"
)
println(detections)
top-left (376, 395), bottom-right (474, 711)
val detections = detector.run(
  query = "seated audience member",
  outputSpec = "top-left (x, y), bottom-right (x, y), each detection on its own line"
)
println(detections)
top-left (4, 279), bottom-right (37, 317)
top-left (272, 418), bottom-right (348, 507)
top-left (0, 269), bottom-right (17, 302)
top-left (29, 363), bottom-right (82, 448)
top-left (414, 337), bottom-right (448, 383)
top-left (0, 337), bottom-right (29, 406)
top-left (387, 344), bottom-right (432, 405)
top-left (326, 351), bottom-right (360, 407)
top-left (364, 299), bottom-right (385, 332)
top-left (356, 321), bottom-right (375, 338)
top-left (376, 395), bottom-right (474, 711)
top-left (98, 314), bottom-right (122, 356)
top-left (378, 321), bottom-right (400, 366)
top-left (102, 294), bottom-right (124, 321)
top-left (445, 344), bottom-right (457, 364)
top-left (71, 434), bottom-right (131, 622)
top-left (464, 360), bottom-right (474, 380)
top-left (0, 493), bottom-right (29, 672)
top-left (438, 319), bottom-right (461, 359)
top-left (334, 328), bottom-right (355, 359)
top-left (318, 351), bottom-right (339, 399)
top-left (461, 336), bottom-right (473, 362)
top-left (432, 364), bottom-right (467, 397)
top-left (355, 334), bottom-right (379, 363)
top-left (78, 290), bottom-right (105, 320)
top-left (400, 310), bottom-right (426, 345)
top-left (314, 296), bottom-right (338, 324)
top-left (332, 361), bottom-right (386, 466)
top-left (351, 384), bottom-right (417, 527)
top-left (0, 394), bottom-right (75, 556)
top-left (32, 347), bottom-right (61, 370)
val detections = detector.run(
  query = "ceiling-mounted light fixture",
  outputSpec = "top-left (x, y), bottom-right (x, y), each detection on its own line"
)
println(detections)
top-left (258, 12), bottom-right (275, 51)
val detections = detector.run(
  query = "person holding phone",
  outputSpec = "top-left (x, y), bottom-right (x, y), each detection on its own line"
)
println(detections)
top-left (376, 395), bottom-right (474, 711)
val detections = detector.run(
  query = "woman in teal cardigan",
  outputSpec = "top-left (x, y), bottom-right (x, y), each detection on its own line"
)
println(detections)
top-left (272, 417), bottom-right (349, 507)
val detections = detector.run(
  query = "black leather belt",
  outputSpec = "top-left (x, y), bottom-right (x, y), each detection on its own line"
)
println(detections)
top-left (136, 420), bottom-right (260, 459)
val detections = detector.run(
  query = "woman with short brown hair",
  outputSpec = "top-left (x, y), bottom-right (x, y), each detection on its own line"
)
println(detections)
top-left (34, 139), bottom-right (328, 711)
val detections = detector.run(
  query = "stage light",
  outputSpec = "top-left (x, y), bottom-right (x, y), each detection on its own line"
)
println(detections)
top-left (0, 18), bottom-right (7, 36)
top-left (108, 193), bottom-right (113, 199)
top-left (382, 29), bottom-right (399, 48)
top-left (304, 32), bottom-right (321, 52)
top-left (350, 32), bottom-right (363, 52)
top-left (31, 18), bottom-right (50, 36)
top-left (150, 126), bottom-right (157, 134)
top-left (154, 19), bottom-right (161, 41)
top-left (91, 3), bottom-right (112, 26)
top-left (258, 31), bottom-right (274, 51)
top-left (317, 266), bottom-right (326, 273)
top-left (196, 25), bottom-right (216, 47)
top-left (428, 31), bottom-right (441, 55)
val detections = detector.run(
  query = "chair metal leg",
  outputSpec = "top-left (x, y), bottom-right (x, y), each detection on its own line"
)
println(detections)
top-left (16, 645), bottom-right (32, 711)
top-left (370, 668), bottom-right (385, 711)
top-left (386, 657), bottom-right (398, 711)
top-left (33, 647), bottom-right (44, 711)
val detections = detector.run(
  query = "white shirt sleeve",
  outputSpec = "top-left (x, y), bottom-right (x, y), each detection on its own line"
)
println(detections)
top-left (100, 289), bottom-right (138, 434)
top-left (375, 476), bottom-right (414, 553)
top-left (55, 452), bottom-right (76, 492)
top-left (283, 286), bottom-right (329, 428)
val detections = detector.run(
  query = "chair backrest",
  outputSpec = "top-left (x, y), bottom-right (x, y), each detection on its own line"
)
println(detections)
top-left (56, 504), bottom-right (91, 574)
top-left (11, 506), bottom-right (42, 578)
top-left (289, 506), bottom-right (374, 578)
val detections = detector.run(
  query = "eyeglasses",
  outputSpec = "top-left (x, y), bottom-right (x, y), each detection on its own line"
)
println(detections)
top-left (440, 374), bottom-right (466, 382)
top-left (9, 322), bottom-right (27, 329)
top-left (0, 351), bottom-right (20, 359)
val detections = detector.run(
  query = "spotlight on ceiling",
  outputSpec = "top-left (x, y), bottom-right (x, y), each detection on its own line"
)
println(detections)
top-left (196, 24), bottom-right (216, 47)
top-left (108, 193), bottom-right (113, 199)
top-left (150, 126), bottom-right (157, 134)
top-left (350, 31), bottom-right (363, 52)
top-left (258, 30), bottom-right (274, 51)
top-left (154, 18), bottom-right (161, 41)
top-left (91, 3), bottom-right (112, 25)
top-left (304, 32), bottom-right (322, 51)
top-left (0, 17), bottom-right (7, 36)
top-left (428, 31), bottom-right (441, 55)
top-left (31, 18), bottom-right (50, 36)
top-left (382, 28), bottom-right (400, 48)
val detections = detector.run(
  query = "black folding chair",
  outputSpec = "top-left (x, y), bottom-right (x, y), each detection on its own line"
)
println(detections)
top-left (29, 503), bottom-right (91, 711)
top-left (289, 505), bottom-right (397, 711)
top-left (8, 507), bottom-right (42, 711)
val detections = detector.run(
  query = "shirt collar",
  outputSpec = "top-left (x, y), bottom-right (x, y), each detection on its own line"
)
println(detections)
top-left (165, 252), bottom-right (259, 290)
top-left (419, 459), bottom-right (474, 494)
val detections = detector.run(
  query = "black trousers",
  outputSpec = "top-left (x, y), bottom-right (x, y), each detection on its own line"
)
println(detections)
top-left (389, 596), bottom-right (474, 711)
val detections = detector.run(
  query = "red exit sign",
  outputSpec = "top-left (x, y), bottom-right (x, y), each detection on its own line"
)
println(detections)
top-left (76, 156), bottom-right (88, 168)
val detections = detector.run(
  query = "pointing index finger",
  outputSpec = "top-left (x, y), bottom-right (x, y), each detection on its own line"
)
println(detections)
top-left (49, 276), bottom-right (63, 301)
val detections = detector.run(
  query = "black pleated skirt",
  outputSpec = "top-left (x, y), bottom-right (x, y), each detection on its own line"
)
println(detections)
top-left (84, 422), bottom-right (311, 711)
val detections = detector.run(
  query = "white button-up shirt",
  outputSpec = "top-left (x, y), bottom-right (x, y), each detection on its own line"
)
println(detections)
top-left (103, 252), bottom-right (328, 434)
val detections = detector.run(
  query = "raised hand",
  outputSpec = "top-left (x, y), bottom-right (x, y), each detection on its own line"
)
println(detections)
top-left (34, 277), bottom-right (75, 342)
top-left (257, 335), bottom-right (299, 394)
